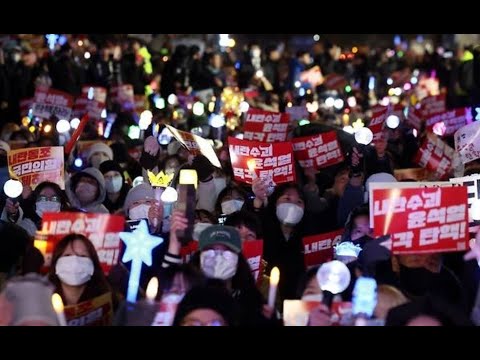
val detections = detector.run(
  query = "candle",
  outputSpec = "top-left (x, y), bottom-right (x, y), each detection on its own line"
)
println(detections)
top-left (51, 293), bottom-right (67, 326)
top-left (247, 159), bottom-right (258, 180)
top-left (146, 277), bottom-right (159, 304)
top-left (268, 267), bottom-right (280, 308)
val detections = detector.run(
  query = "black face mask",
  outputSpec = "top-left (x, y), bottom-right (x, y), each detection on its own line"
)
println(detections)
top-left (399, 264), bottom-right (437, 297)
top-left (351, 235), bottom-right (372, 248)
top-left (0, 155), bottom-right (7, 168)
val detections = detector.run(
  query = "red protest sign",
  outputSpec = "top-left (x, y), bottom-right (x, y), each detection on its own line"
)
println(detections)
top-left (110, 84), bottom-right (134, 111)
top-left (243, 108), bottom-right (290, 142)
top-left (369, 104), bottom-right (403, 142)
top-left (299, 66), bottom-right (323, 88)
top-left (8, 146), bottom-right (65, 190)
top-left (292, 132), bottom-right (344, 169)
top-left (166, 124), bottom-right (221, 168)
top-left (323, 73), bottom-right (347, 91)
top-left (302, 229), bottom-right (343, 268)
top-left (64, 292), bottom-right (113, 326)
top-left (228, 136), bottom-right (296, 185)
top-left (425, 107), bottom-right (468, 136)
top-left (81, 85), bottom-right (107, 103)
top-left (242, 240), bottom-right (263, 283)
top-left (414, 133), bottom-right (454, 180)
top-left (73, 96), bottom-right (106, 120)
top-left (32, 87), bottom-right (74, 120)
top-left (40, 212), bottom-right (125, 274)
top-left (372, 186), bottom-right (468, 254)
top-left (420, 93), bottom-right (446, 118)
top-left (283, 299), bottom-right (352, 326)
top-left (180, 240), bottom-right (199, 264)
top-left (406, 105), bottom-right (423, 130)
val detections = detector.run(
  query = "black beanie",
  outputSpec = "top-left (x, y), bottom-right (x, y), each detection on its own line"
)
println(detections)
top-left (99, 160), bottom-right (124, 177)
top-left (172, 285), bottom-right (237, 326)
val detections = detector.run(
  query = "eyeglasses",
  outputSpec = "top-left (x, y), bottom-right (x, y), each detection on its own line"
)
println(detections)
top-left (180, 319), bottom-right (225, 326)
top-left (201, 249), bottom-right (237, 261)
top-left (37, 195), bottom-right (60, 203)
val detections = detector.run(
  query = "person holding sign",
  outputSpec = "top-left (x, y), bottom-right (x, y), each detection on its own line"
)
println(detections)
top-left (48, 234), bottom-right (117, 325)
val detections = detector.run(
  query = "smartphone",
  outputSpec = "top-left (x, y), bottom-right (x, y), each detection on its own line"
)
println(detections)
top-left (352, 277), bottom-right (377, 318)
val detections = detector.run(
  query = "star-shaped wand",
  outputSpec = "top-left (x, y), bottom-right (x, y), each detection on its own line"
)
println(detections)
top-left (119, 220), bottom-right (164, 303)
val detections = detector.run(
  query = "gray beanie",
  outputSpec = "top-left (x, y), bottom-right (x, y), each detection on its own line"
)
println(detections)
top-left (3, 273), bottom-right (58, 326)
top-left (123, 182), bottom-right (155, 213)
top-left (87, 142), bottom-right (114, 162)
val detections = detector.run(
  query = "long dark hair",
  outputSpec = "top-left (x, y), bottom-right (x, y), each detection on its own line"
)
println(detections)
top-left (48, 234), bottom-right (111, 303)
top-left (189, 251), bottom-right (265, 308)
top-left (266, 182), bottom-right (306, 226)
top-left (214, 184), bottom-right (248, 215)
top-left (23, 181), bottom-right (70, 222)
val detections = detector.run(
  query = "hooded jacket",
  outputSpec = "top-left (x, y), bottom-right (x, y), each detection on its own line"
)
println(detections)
top-left (65, 167), bottom-right (109, 214)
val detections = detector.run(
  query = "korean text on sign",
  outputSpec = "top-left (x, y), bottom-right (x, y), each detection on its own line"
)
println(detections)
top-left (40, 213), bottom-right (125, 274)
top-left (303, 229), bottom-right (343, 268)
top-left (414, 133), bottom-right (454, 180)
top-left (228, 136), bottom-right (296, 185)
top-left (64, 292), bottom-right (113, 326)
top-left (32, 87), bottom-right (73, 120)
top-left (372, 186), bottom-right (468, 254)
top-left (243, 108), bottom-right (290, 142)
top-left (292, 132), bottom-right (344, 169)
top-left (8, 146), bottom-right (65, 190)
top-left (242, 240), bottom-right (263, 283)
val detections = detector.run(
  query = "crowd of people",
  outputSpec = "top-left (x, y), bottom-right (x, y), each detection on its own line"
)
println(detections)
top-left (0, 33), bottom-right (480, 326)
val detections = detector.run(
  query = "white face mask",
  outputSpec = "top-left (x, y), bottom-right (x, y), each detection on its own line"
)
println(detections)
top-left (35, 200), bottom-right (61, 218)
top-left (221, 199), bottom-right (244, 215)
top-left (105, 176), bottom-right (123, 194)
top-left (129, 204), bottom-right (150, 220)
top-left (193, 222), bottom-right (212, 241)
top-left (302, 293), bottom-right (323, 302)
top-left (276, 203), bottom-right (304, 225)
top-left (200, 250), bottom-right (238, 280)
top-left (55, 255), bottom-right (94, 286)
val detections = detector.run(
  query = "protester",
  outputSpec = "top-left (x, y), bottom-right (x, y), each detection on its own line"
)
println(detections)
top-left (65, 167), bottom-right (109, 213)
top-left (100, 160), bottom-right (131, 214)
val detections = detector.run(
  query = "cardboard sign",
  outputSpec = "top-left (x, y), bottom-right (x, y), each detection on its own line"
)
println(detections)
top-left (450, 174), bottom-right (480, 232)
top-left (166, 124), bottom-right (221, 168)
top-left (368, 181), bottom-right (454, 228)
top-left (323, 73), bottom-right (348, 91)
top-left (372, 186), bottom-right (468, 254)
top-left (32, 87), bottom-right (73, 120)
top-left (283, 300), bottom-right (352, 326)
top-left (64, 292), bottom-right (113, 326)
top-left (292, 132), bottom-right (344, 169)
top-left (243, 108), bottom-right (290, 142)
top-left (425, 107), bottom-right (468, 136)
top-left (420, 93), bottom-right (446, 118)
top-left (414, 133), bottom-right (454, 179)
top-left (20, 97), bottom-right (34, 117)
top-left (73, 96), bottom-right (105, 120)
top-left (369, 104), bottom-right (403, 142)
top-left (8, 146), bottom-right (65, 190)
top-left (228, 136), bottom-right (296, 185)
top-left (40, 212), bottom-right (125, 274)
top-left (302, 229), bottom-right (343, 268)
top-left (286, 106), bottom-right (309, 122)
top-left (81, 85), bottom-right (107, 103)
top-left (454, 120), bottom-right (480, 164)
top-left (405, 105), bottom-right (423, 130)
top-left (299, 66), bottom-right (323, 88)
top-left (111, 84), bottom-right (134, 110)
top-left (242, 239), bottom-right (263, 282)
